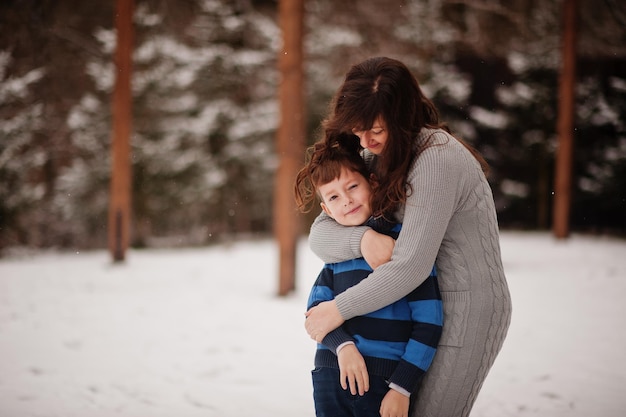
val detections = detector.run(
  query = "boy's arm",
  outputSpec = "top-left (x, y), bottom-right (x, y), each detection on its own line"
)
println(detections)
top-left (307, 267), bottom-right (355, 352)
top-left (337, 343), bottom-right (369, 396)
top-left (388, 270), bottom-right (443, 394)
top-left (308, 266), bottom-right (369, 396)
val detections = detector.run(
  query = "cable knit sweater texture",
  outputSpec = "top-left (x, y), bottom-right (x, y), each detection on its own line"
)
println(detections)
top-left (309, 128), bottom-right (513, 417)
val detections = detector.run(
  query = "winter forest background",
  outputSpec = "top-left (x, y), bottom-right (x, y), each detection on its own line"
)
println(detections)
top-left (1, 0), bottom-right (625, 254)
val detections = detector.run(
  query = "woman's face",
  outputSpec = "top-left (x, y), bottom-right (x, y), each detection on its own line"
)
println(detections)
top-left (351, 117), bottom-right (388, 155)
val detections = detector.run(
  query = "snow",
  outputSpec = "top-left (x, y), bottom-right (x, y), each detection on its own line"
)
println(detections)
top-left (469, 106), bottom-right (509, 130)
top-left (1, 232), bottom-right (625, 417)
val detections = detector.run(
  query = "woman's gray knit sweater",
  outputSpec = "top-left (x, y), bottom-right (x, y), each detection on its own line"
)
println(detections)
top-left (309, 128), bottom-right (512, 417)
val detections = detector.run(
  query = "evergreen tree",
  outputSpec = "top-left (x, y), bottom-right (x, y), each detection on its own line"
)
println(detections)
top-left (0, 53), bottom-right (46, 249)
top-left (1, 0), bottom-right (625, 253)
top-left (572, 70), bottom-right (626, 233)
top-left (55, 0), bottom-right (279, 248)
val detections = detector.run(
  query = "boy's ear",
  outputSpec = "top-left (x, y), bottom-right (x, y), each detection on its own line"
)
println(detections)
top-left (320, 202), bottom-right (334, 218)
top-left (369, 173), bottom-right (379, 187)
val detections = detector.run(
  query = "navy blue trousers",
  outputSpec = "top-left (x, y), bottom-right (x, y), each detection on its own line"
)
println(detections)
top-left (312, 367), bottom-right (391, 417)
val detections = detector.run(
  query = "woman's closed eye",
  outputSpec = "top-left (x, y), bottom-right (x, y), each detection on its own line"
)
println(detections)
top-left (351, 127), bottom-right (384, 135)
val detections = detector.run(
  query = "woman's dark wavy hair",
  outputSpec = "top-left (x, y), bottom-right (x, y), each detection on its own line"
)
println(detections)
top-left (294, 135), bottom-right (369, 213)
top-left (321, 56), bottom-right (488, 217)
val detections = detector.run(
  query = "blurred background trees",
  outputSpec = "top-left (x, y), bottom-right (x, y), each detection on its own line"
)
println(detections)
top-left (1, 0), bottom-right (625, 254)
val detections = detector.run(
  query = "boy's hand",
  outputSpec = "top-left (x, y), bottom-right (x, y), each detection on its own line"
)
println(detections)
top-left (337, 344), bottom-right (369, 396)
top-left (379, 388), bottom-right (410, 417)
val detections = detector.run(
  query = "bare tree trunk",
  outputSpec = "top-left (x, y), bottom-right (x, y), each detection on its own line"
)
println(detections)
top-left (553, 0), bottom-right (578, 239)
top-left (275, 0), bottom-right (305, 296)
top-left (537, 143), bottom-right (550, 230)
top-left (108, 0), bottom-right (134, 262)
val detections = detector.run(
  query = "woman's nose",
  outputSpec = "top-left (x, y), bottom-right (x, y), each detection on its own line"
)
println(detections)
top-left (352, 129), bottom-right (367, 148)
top-left (358, 132), bottom-right (369, 148)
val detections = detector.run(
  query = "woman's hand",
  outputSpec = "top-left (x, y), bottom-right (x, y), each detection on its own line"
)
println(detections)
top-left (361, 229), bottom-right (395, 269)
top-left (304, 300), bottom-right (344, 342)
top-left (379, 388), bottom-right (410, 417)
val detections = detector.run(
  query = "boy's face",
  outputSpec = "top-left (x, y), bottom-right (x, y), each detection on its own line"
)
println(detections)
top-left (319, 167), bottom-right (372, 226)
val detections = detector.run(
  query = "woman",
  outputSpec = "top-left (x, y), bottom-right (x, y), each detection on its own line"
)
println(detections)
top-left (304, 56), bottom-right (512, 417)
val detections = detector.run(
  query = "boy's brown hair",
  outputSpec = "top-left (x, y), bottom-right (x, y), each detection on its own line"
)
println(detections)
top-left (294, 137), bottom-right (370, 213)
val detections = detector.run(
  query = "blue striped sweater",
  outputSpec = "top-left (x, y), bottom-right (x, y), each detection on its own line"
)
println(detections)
top-left (307, 221), bottom-right (443, 394)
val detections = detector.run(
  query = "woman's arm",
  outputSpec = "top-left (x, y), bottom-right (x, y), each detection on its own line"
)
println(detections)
top-left (308, 211), bottom-right (369, 263)
top-left (360, 229), bottom-right (395, 269)
top-left (310, 212), bottom-right (395, 267)
top-left (334, 134), bottom-right (473, 320)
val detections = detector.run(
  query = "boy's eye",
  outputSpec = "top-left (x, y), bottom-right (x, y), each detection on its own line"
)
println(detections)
top-left (349, 183), bottom-right (358, 190)
top-left (328, 195), bottom-right (337, 202)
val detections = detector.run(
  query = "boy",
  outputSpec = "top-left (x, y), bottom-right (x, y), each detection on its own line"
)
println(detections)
top-left (294, 142), bottom-right (443, 417)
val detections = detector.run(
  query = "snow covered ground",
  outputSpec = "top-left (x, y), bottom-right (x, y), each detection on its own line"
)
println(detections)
top-left (1, 231), bottom-right (625, 417)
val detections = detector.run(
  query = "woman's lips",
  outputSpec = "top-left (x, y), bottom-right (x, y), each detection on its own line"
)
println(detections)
top-left (367, 142), bottom-right (381, 152)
